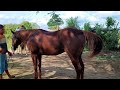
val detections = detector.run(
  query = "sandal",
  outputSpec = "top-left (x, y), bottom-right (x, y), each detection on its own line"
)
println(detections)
top-left (9, 75), bottom-right (15, 79)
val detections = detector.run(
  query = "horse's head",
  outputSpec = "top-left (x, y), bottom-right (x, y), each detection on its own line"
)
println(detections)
top-left (11, 30), bottom-right (22, 52)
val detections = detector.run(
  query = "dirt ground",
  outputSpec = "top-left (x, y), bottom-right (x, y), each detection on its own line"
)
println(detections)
top-left (3, 52), bottom-right (120, 79)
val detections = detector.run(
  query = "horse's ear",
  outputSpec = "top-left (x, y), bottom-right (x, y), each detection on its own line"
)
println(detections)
top-left (11, 30), bottom-right (15, 34)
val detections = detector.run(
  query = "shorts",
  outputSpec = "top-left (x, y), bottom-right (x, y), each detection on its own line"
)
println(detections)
top-left (0, 54), bottom-right (8, 74)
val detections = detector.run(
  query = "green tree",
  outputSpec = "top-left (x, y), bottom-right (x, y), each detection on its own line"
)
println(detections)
top-left (3, 23), bottom-right (19, 49)
top-left (94, 23), bottom-right (104, 35)
top-left (66, 16), bottom-right (80, 29)
top-left (94, 17), bottom-right (119, 50)
top-left (31, 22), bottom-right (40, 29)
top-left (20, 21), bottom-right (32, 29)
top-left (105, 17), bottom-right (119, 50)
top-left (84, 22), bottom-right (91, 31)
top-left (47, 11), bottom-right (64, 30)
top-left (4, 24), bottom-right (18, 39)
top-left (106, 17), bottom-right (116, 29)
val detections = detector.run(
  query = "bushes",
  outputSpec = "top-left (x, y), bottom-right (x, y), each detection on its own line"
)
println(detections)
top-left (95, 27), bottom-right (119, 51)
top-left (93, 17), bottom-right (120, 51)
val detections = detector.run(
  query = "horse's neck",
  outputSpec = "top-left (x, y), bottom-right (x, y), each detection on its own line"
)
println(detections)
top-left (20, 31), bottom-right (34, 43)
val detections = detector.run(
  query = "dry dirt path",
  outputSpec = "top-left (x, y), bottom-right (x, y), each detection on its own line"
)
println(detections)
top-left (3, 52), bottom-right (120, 79)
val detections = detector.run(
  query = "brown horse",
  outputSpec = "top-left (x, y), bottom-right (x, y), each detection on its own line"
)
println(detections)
top-left (11, 28), bottom-right (103, 79)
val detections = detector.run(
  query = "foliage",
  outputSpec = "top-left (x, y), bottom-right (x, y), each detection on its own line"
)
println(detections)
top-left (47, 11), bottom-right (64, 30)
top-left (103, 29), bottom-right (118, 50)
top-left (106, 17), bottom-right (116, 29)
top-left (94, 23), bottom-right (104, 36)
top-left (66, 16), bottom-right (80, 29)
top-left (96, 51), bottom-right (120, 61)
top-left (4, 24), bottom-right (18, 39)
top-left (94, 17), bottom-right (119, 50)
top-left (84, 22), bottom-right (91, 31)
top-left (31, 22), bottom-right (40, 29)
top-left (20, 21), bottom-right (32, 29)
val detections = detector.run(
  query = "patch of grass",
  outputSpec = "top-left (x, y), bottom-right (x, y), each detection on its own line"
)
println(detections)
top-left (83, 48), bottom-right (89, 54)
top-left (8, 62), bottom-right (21, 68)
top-left (96, 55), bottom-right (111, 60)
top-left (96, 51), bottom-right (120, 61)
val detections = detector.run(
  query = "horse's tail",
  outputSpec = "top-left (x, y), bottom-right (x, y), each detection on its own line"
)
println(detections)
top-left (83, 31), bottom-right (103, 58)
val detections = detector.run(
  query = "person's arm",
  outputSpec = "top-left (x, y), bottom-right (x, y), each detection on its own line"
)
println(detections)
top-left (2, 43), bottom-right (8, 53)
top-left (0, 43), bottom-right (12, 56)
top-left (7, 50), bottom-right (12, 56)
top-left (4, 43), bottom-right (12, 56)
top-left (0, 44), bottom-right (3, 53)
top-left (0, 43), bottom-right (6, 54)
top-left (0, 35), bottom-right (12, 55)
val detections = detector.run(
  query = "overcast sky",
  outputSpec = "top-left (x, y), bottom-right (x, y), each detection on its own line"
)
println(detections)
top-left (0, 11), bottom-right (120, 30)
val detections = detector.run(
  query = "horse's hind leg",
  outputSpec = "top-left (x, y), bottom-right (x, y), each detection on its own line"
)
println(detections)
top-left (65, 50), bottom-right (84, 79)
top-left (37, 54), bottom-right (42, 79)
top-left (78, 56), bottom-right (84, 79)
top-left (31, 54), bottom-right (38, 79)
top-left (71, 56), bottom-right (84, 79)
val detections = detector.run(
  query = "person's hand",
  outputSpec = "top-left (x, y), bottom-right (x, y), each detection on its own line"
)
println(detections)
top-left (8, 51), bottom-right (13, 56)
top-left (0, 47), bottom-right (3, 53)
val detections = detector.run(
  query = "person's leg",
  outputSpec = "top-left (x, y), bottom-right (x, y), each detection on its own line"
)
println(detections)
top-left (4, 55), bottom-right (15, 79)
top-left (0, 54), bottom-right (3, 79)
top-left (5, 70), bottom-right (15, 79)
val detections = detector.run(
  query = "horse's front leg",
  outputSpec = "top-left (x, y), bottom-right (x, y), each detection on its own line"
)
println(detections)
top-left (31, 54), bottom-right (38, 79)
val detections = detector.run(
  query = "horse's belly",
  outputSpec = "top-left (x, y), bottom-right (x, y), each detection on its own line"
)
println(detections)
top-left (41, 48), bottom-right (64, 55)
